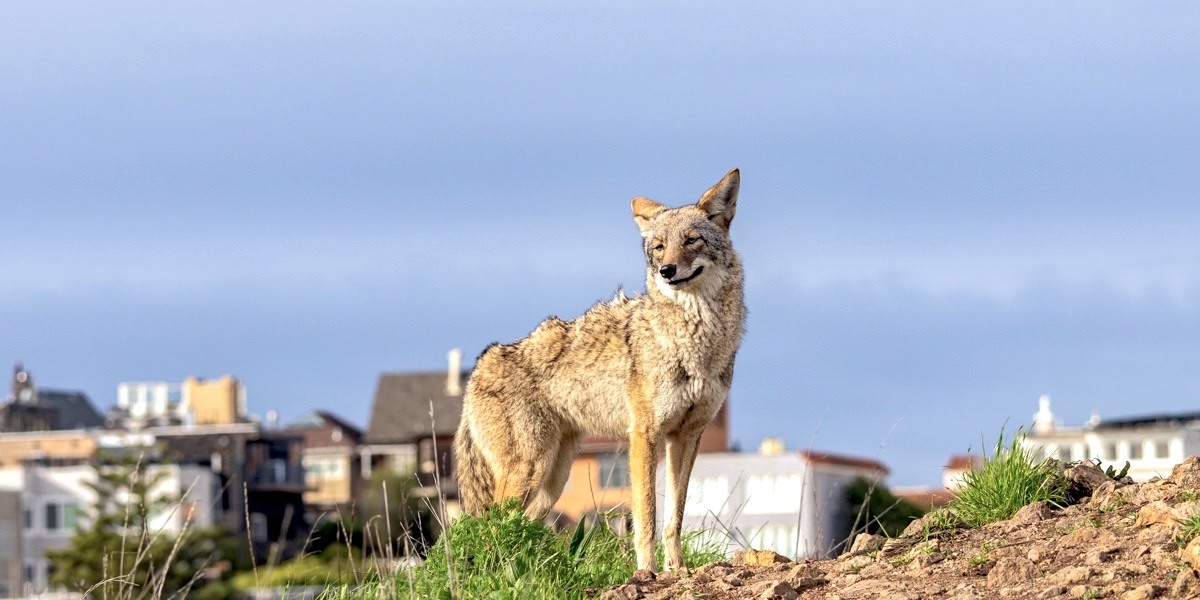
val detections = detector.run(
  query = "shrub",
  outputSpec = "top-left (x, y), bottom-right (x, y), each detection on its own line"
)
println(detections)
top-left (949, 426), bottom-right (1069, 528)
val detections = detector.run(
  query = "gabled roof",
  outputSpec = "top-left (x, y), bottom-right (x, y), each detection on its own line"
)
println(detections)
top-left (290, 410), bottom-right (363, 438)
top-left (365, 371), bottom-right (468, 444)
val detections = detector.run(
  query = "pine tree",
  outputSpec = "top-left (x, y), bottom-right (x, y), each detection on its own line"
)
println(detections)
top-left (46, 447), bottom-right (236, 599)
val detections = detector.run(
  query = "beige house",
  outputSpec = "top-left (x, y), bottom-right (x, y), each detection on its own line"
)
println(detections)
top-left (287, 411), bottom-right (363, 510)
top-left (0, 430), bottom-right (95, 469)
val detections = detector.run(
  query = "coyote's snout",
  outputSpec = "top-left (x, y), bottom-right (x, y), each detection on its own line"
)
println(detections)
top-left (455, 169), bottom-right (746, 572)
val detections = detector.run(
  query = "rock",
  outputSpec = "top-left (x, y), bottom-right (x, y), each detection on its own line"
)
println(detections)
top-left (1038, 586), bottom-right (1068, 599)
top-left (1171, 456), bottom-right (1200, 488)
top-left (987, 557), bottom-right (1039, 587)
top-left (601, 584), bottom-right (641, 600)
top-left (1012, 501), bottom-right (1055, 525)
top-left (1134, 501), bottom-right (1174, 527)
top-left (881, 537), bottom-right (915, 557)
top-left (1050, 565), bottom-right (1093, 585)
top-left (837, 555), bottom-right (873, 574)
top-left (733, 549), bottom-right (791, 567)
top-left (850, 533), bottom-right (886, 554)
top-left (911, 552), bottom-right (946, 570)
top-left (1064, 461), bottom-right (1112, 497)
top-left (627, 569), bottom-right (656, 584)
top-left (694, 562), bottom-right (731, 577)
top-left (1173, 568), bottom-right (1200, 598)
top-left (1181, 537), bottom-right (1200, 569)
top-left (784, 563), bottom-right (822, 581)
top-left (1027, 545), bottom-right (1052, 563)
top-left (1059, 526), bottom-right (1114, 548)
top-left (1172, 500), bottom-right (1200, 522)
top-left (790, 577), bottom-right (827, 591)
top-left (757, 581), bottom-right (799, 600)
top-left (1119, 583), bottom-right (1164, 600)
top-left (1083, 548), bottom-right (1117, 565)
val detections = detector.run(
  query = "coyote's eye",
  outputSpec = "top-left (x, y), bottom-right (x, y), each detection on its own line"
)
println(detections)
top-left (685, 236), bottom-right (700, 245)
top-left (654, 242), bottom-right (665, 251)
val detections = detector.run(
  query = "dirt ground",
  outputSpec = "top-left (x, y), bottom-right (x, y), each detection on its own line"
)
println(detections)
top-left (597, 457), bottom-right (1200, 600)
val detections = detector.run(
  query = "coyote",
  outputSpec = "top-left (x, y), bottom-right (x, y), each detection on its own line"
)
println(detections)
top-left (455, 169), bottom-right (746, 572)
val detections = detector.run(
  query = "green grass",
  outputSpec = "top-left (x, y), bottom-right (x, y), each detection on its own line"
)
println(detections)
top-left (1176, 511), bottom-right (1200, 547)
top-left (948, 427), bottom-right (1069, 528)
top-left (318, 500), bottom-right (725, 600)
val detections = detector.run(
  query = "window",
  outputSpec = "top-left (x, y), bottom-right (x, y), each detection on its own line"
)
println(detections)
top-left (24, 564), bottom-right (34, 587)
top-left (45, 503), bottom-right (59, 531)
top-left (1055, 446), bottom-right (1071, 462)
top-left (596, 452), bottom-right (630, 489)
top-left (63, 503), bottom-right (83, 530)
top-left (685, 476), bottom-right (730, 516)
top-left (1104, 442), bottom-right (1119, 461)
top-left (1155, 440), bottom-right (1171, 460)
top-left (250, 513), bottom-right (268, 544)
top-left (22, 507), bottom-right (32, 530)
top-left (1128, 441), bottom-right (1143, 460)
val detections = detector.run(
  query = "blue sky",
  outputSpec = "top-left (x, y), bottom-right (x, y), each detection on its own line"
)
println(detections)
top-left (3, 2), bottom-right (1199, 486)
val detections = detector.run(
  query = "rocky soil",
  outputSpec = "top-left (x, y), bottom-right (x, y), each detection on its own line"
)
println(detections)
top-left (598, 457), bottom-right (1200, 600)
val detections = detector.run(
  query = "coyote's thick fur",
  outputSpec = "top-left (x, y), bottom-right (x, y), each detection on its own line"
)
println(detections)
top-left (455, 169), bottom-right (746, 572)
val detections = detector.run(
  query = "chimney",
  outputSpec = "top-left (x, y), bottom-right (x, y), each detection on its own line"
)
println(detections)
top-left (758, 437), bottom-right (785, 456)
top-left (446, 348), bottom-right (463, 396)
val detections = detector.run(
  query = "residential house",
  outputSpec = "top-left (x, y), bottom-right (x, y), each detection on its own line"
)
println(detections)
top-left (152, 424), bottom-right (308, 559)
top-left (0, 364), bottom-right (103, 433)
top-left (660, 439), bottom-right (889, 560)
top-left (0, 490), bottom-right (20, 599)
top-left (363, 350), bottom-right (467, 515)
top-left (1024, 395), bottom-right (1196, 482)
top-left (286, 411), bottom-right (363, 512)
top-left (0, 454), bottom-right (218, 595)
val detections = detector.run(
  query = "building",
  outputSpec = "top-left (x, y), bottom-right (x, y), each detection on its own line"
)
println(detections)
top-left (108, 375), bottom-right (246, 429)
top-left (0, 364), bottom-right (103, 433)
top-left (1024, 395), bottom-right (1195, 482)
top-left (0, 490), bottom-right (21, 599)
top-left (0, 456), bottom-right (219, 595)
top-left (152, 424), bottom-right (308, 560)
top-left (660, 439), bottom-right (889, 560)
top-left (363, 350), bottom-right (467, 511)
top-left (286, 411), bottom-right (363, 511)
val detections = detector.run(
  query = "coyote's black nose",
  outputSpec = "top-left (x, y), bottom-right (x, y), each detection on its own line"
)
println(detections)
top-left (659, 264), bottom-right (677, 279)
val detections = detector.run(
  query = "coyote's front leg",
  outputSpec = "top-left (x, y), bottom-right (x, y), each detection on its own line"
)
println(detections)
top-left (663, 422), bottom-right (705, 572)
top-left (629, 418), bottom-right (662, 572)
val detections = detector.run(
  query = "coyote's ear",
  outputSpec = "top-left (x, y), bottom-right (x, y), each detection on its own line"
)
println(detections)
top-left (697, 168), bottom-right (739, 231)
top-left (631, 197), bottom-right (668, 235)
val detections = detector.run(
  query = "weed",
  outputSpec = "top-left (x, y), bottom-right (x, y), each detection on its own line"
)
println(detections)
top-left (1182, 488), bottom-right (1200, 503)
top-left (1079, 587), bottom-right (1103, 600)
top-left (890, 554), bottom-right (914, 567)
top-left (949, 426), bottom-right (1069, 528)
top-left (1090, 458), bottom-right (1130, 481)
top-left (1176, 511), bottom-right (1200, 547)
top-left (1096, 495), bottom-right (1130, 513)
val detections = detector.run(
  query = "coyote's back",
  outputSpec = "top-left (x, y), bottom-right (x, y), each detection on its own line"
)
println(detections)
top-left (454, 169), bottom-right (746, 573)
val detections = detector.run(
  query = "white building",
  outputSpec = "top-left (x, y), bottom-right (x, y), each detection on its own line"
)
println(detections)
top-left (1024, 395), bottom-right (1197, 482)
top-left (0, 459), bottom-right (218, 595)
top-left (657, 440), bottom-right (888, 560)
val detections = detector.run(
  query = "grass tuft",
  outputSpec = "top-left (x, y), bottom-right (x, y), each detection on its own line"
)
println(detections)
top-left (378, 500), bottom-right (722, 599)
top-left (949, 426), bottom-right (1069, 528)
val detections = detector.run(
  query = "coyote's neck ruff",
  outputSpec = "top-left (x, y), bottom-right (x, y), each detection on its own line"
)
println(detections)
top-left (455, 169), bottom-right (746, 573)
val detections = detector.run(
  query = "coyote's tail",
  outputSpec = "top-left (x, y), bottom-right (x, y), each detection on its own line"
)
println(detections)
top-left (455, 420), bottom-right (493, 515)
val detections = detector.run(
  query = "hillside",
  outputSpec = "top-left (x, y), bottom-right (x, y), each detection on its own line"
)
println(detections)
top-left (600, 457), bottom-right (1200, 600)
